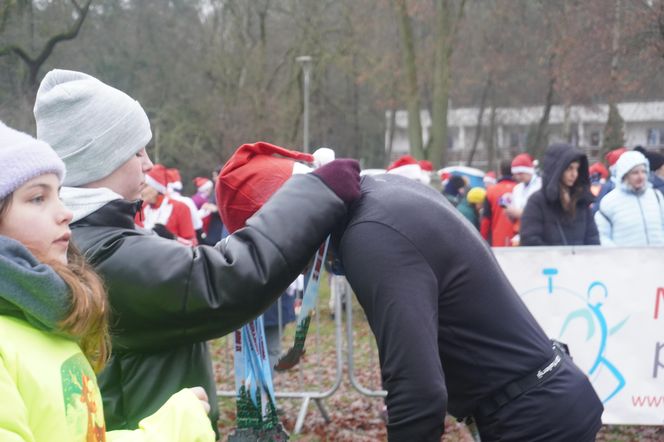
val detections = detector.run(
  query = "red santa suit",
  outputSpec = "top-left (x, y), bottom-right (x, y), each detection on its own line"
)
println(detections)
top-left (137, 164), bottom-right (196, 246)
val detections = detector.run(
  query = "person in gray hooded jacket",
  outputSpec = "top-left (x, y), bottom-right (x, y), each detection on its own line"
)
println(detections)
top-left (520, 143), bottom-right (599, 246)
top-left (33, 68), bottom-right (361, 434)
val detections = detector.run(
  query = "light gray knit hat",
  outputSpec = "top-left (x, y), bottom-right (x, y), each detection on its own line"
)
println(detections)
top-left (34, 69), bottom-right (152, 187)
top-left (0, 121), bottom-right (66, 200)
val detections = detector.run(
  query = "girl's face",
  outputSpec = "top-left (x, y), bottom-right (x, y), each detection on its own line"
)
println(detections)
top-left (0, 174), bottom-right (73, 264)
top-left (561, 161), bottom-right (580, 188)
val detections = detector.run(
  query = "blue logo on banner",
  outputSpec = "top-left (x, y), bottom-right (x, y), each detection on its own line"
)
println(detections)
top-left (520, 268), bottom-right (629, 404)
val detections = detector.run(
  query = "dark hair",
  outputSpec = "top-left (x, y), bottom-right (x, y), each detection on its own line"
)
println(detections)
top-left (559, 159), bottom-right (583, 219)
top-left (0, 192), bottom-right (109, 372)
top-left (0, 193), bottom-right (11, 219)
top-left (499, 159), bottom-right (512, 177)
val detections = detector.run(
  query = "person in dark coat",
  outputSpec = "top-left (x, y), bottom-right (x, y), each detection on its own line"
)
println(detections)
top-left (218, 144), bottom-right (604, 442)
top-left (520, 144), bottom-right (600, 246)
top-left (33, 69), bottom-right (361, 434)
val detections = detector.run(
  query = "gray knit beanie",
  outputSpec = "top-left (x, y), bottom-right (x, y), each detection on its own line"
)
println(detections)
top-left (0, 121), bottom-right (66, 200)
top-left (34, 69), bottom-right (152, 187)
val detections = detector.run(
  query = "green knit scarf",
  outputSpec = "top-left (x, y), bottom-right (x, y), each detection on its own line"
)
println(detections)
top-left (0, 236), bottom-right (71, 333)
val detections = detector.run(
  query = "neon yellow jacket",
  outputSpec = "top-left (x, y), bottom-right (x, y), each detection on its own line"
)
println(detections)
top-left (0, 316), bottom-right (215, 442)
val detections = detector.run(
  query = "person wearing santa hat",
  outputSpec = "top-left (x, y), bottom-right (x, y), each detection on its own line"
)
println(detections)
top-left (588, 161), bottom-right (609, 197)
top-left (591, 146), bottom-right (627, 214)
top-left (504, 153), bottom-right (541, 246)
top-left (480, 160), bottom-right (518, 247)
top-left (386, 154), bottom-right (432, 185)
top-left (136, 164), bottom-right (197, 246)
top-left (33, 68), bottom-right (361, 435)
top-left (217, 143), bottom-right (603, 442)
top-left (165, 167), bottom-right (204, 237)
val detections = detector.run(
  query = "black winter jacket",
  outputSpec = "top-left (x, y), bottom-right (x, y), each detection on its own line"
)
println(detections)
top-left (521, 144), bottom-right (600, 246)
top-left (337, 174), bottom-right (602, 442)
top-left (70, 174), bottom-right (347, 433)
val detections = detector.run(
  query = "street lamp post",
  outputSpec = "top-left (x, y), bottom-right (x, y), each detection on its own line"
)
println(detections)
top-left (296, 55), bottom-right (313, 153)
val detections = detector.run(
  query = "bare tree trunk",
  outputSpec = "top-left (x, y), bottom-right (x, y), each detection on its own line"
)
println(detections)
top-left (467, 73), bottom-right (492, 166)
top-left (394, 0), bottom-right (424, 159)
top-left (0, 0), bottom-right (92, 97)
top-left (352, 54), bottom-right (361, 159)
top-left (487, 100), bottom-right (497, 172)
top-left (530, 54), bottom-right (556, 159)
top-left (602, 0), bottom-right (624, 158)
top-left (430, 0), bottom-right (466, 169)
top-left (386, 109), bottom-right (397, 162)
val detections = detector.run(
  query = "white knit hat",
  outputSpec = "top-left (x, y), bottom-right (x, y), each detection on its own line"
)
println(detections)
top-left (0, 121), bottom-right (66, 199)
top-left (615, 151), bottom-right (649, 182)
top-left (34, 69), bottom-right (152, 187)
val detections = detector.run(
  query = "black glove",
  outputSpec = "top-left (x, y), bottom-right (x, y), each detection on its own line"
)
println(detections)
top-left (152, 223), bottom-right (176, 240)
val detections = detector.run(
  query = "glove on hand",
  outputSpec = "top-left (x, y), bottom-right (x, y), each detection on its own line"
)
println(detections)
top-left (153, 223), bottom-right (176, 240)
top-left (311, 158), bottom-right (361, 205)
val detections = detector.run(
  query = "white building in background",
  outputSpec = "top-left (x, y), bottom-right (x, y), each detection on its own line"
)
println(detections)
top-left (386, 101), bottom-right (664, 166)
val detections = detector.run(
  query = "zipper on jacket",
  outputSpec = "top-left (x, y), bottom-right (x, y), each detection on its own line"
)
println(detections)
top-left (636, 194), bottom-right (650, 245)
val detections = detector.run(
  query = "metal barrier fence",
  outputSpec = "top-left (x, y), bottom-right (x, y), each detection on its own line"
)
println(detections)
top-left (215, 278), bottom-right (377, 434)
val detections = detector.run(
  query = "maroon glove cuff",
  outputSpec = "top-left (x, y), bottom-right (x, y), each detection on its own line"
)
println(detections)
top-left (311, 159), bottom-right (361, 205)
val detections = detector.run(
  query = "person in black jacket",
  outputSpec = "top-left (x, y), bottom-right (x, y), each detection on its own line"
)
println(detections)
top-left (218, 145), bottom-right (604, 442)
top-left (520, 143), bottom-right (600, 246)
top-left (33, 69), bottom-right (361, 434)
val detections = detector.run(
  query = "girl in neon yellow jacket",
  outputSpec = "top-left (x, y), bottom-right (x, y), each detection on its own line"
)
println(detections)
top-left (0, 121), bottom-right (214, 442)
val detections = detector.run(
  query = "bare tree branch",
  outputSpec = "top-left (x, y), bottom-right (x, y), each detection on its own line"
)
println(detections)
top-left (0, 0), bottom-right (92, 91)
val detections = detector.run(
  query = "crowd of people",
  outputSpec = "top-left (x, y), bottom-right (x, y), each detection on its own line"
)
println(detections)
top-left (2, 67), bottom-right (661, 441)
top-left (435, 144), bottom-right (664, 248)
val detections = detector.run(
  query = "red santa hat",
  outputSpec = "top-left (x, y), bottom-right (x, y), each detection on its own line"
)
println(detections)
top-left (605, 147), bottom-right (627, 167)
top-left (387, 155), bottom-right (428, 183)
top-left (145, 163), bottom-right (169, 194)
top-left (588, 162), bottom-right (609, 180)
top-left (193, 176), bottom-right (213, 193)
top-left (216, 142), bottom-right (314, 233)
top-left (418, 160), bottom-right (434, 172)
top-left (483, 171), bottom-right (497, 187)
top-left (167, 168), bottom-right (183, 192)
top-left (511, 153), bottom-right (535, 175)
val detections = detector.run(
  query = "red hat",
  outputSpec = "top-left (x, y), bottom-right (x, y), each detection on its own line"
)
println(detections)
top-left (588, 162), bottom-right (609, 180)
top-left (511, 153), bottom-right (535, 175)
top-left (193, 176), bottom-right (213, 193)
top-left (605, 147), bottom-right (627, 167)
top-left (483, 170), bottom-right (497, 186)
top-left (167, 168), bottom-right (183, 191)
top-left (418, 160), bottom-right (434, 172)
top-left (216, 142), bottom-right (314, 233)
top-left (387, 155), bottom-right (429, 183)
top-left (387, 155), bottom-right (418, 171)
top-left (145, 164), bottom-right (169, 194)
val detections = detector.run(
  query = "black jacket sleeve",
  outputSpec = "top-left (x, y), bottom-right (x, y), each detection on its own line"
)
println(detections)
top-left (583, 205), bottom-right (600, 245)
top-left (74, 174), bottom-right (347, 350)
top-left (519, 193), bottom-right (547, 246)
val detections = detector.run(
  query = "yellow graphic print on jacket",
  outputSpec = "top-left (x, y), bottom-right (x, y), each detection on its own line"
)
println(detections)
top-left (61, 353), bottom-right (106, 442)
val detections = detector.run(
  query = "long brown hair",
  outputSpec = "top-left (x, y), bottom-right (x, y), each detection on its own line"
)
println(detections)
top-left (0, 193), bottom-right (110, 372)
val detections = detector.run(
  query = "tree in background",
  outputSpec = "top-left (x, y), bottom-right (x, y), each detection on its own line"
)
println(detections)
top-left (603, 102), bottom-right (626, 153)
top-left (0, 0), bottom-right (91, 128)
top-left (1, 0), bottom-right (664, 178)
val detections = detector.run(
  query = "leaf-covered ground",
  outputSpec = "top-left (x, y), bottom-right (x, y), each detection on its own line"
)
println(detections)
top-left (210, 276), bottom-right (663, 441)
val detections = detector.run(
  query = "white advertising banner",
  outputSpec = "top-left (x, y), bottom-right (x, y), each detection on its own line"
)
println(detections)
top-left (494, 246), bottom-right (664, 426)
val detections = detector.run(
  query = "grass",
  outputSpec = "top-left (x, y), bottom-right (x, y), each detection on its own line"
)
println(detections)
top-left (210, 271), bottom-right (663, 441)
